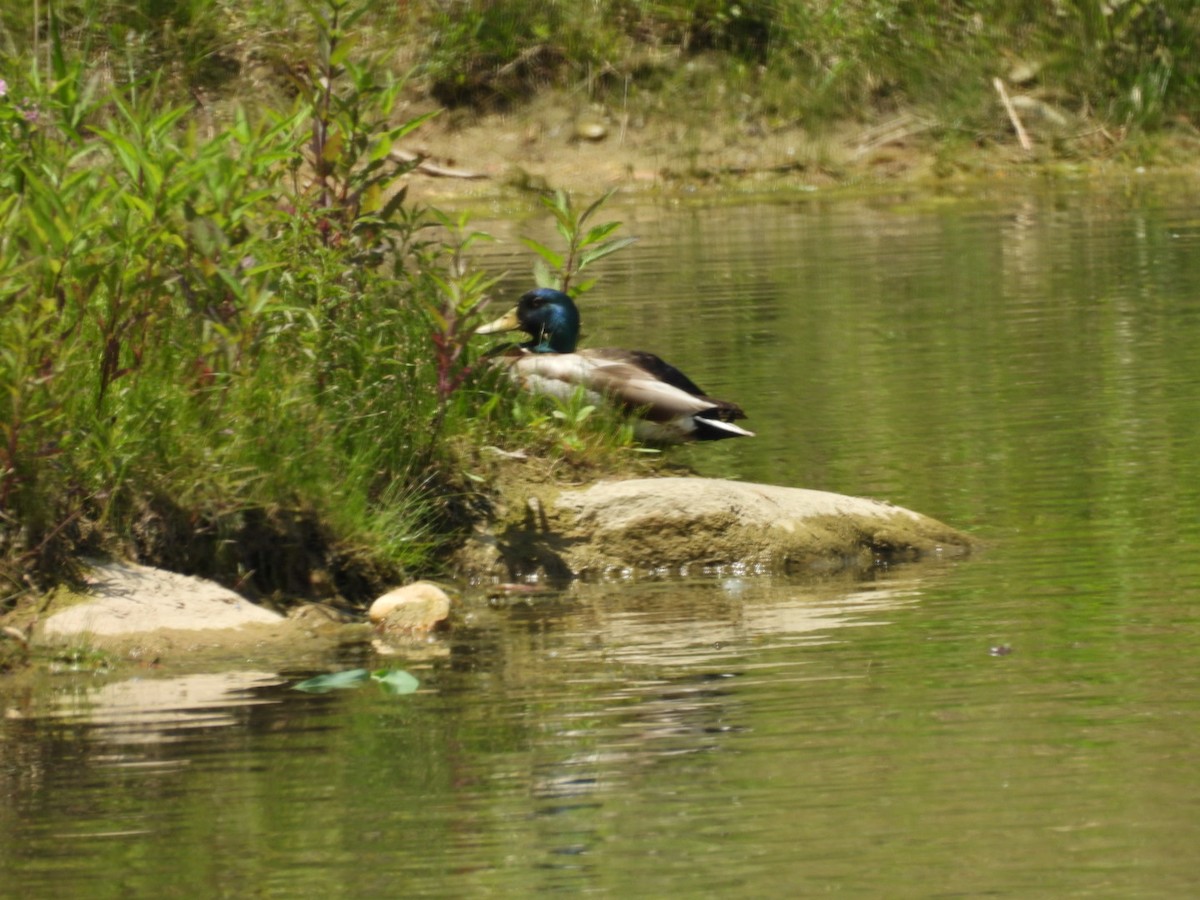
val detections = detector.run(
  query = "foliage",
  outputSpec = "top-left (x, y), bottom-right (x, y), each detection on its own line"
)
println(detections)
top-left (397, 0), bottom-right (1200, 134)
top-left (477, 383), bottom-right (642, 462)
top-left (0, 0), bottom-right (497, 605)
top-left (5, 1), bottom-right (1198, 154)
top-left (0, 0), bottom-right (651, 607)
top-left (411, 210), bottom-right (501, 434)
top-left (521, 189), bottom-right (637, 296)
top-left (291, 0), bottom-right (436, 261)
top-left (4, 2), bottom-right (1193, 136)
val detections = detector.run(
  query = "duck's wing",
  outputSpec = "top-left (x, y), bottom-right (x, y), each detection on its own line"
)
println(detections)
top-left (556, 351), bottom-right (733, 424)
top-left (580, 348), bottom-right (748, 422)
top-left (505, 352), bottom-right (700, 420)
top-left (582, 348), bottom-right (709, 397)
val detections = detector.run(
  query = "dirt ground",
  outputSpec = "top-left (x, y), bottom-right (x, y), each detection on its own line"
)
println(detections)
top-left (399, 103), bottom-right (918, 204)
top-left (391, 90), bottom-right (1199, 207)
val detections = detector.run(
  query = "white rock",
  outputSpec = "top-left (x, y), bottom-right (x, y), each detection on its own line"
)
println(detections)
top-left (41, 560), bottom-right (283, 639)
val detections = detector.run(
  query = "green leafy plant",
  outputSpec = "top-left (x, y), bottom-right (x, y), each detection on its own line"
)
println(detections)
top-left (521, 188), bottom-right (636, 296)
top-left (0, 0), bottom-right (469, 603)
top-left (290, 0), bottom-right (436, 261)
top-left (546, 390), bottom-right (638, 457)
top-left (411, 209), bottom-right (502, 436)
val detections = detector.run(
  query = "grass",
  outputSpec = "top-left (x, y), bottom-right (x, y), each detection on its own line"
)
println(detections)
top-left (5, 2), bottom-right (1198, 134)
top-left (0, 0), bottom-right (648, 610)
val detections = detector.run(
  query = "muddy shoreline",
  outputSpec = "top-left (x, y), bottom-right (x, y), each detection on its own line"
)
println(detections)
top-left (392, 92), bottom-right (1200, 209)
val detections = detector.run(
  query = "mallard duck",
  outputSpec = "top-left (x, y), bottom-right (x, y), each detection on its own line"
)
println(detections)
top-left (478, 288), bottom-right (754, 443)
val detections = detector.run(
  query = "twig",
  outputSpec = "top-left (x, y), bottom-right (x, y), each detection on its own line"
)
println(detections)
top-left (852, 112), bottom-right (937, 159)
top-left (494, 44), bottom-right (548, 79)
top-left (993, 77), bottom-right (1033, 152)
top-left (390, 150), bottom-right (488, 180)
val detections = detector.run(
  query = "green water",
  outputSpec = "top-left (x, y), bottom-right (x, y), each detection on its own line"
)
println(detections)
top-left (4, 181), bottom-right (1200, 898)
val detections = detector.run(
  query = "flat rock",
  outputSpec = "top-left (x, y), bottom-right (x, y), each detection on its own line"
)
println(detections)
top-left (39, 560), bottom-right (284, 640)
top-left (461, 476), bottom-right (973, 580)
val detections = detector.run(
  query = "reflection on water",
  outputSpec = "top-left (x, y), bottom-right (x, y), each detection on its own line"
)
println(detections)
top-left (5, 183), bottom-right (1200, 896)
top-left (51, 672), bottom-right (285, 747)
top-left (549, 576), bottom-right (924, 667)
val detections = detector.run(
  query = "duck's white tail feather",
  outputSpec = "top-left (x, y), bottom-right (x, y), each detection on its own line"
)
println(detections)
top-left (696, 417), bottom-right (756, 439)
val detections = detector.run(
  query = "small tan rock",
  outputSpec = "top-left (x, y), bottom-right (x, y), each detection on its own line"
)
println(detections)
top-left (1008, 60), bottom-right (1042, 85)
top-left (369, 582), bottom-right (451, 635)
top-left (574, 118), bottom-right (608, 141)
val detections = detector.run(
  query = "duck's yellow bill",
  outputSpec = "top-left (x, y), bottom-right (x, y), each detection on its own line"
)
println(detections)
top-left (476, 306), bottom-right (521, 335)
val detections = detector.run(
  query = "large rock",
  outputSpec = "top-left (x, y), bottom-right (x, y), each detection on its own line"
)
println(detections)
top-left (38, 559), bottom-right (284, 640)
top-left (460, 476), bottom-right (973, 580)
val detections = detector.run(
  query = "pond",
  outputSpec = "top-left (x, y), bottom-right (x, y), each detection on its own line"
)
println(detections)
top-left (4, 178), bottom-right (1200, 897)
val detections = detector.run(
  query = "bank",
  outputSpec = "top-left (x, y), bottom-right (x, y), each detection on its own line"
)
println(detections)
top-left (1, 469), bottom-right (975, 674)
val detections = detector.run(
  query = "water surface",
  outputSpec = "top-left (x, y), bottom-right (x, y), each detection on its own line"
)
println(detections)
top-left (4, 180), bottom-right (1200, 897)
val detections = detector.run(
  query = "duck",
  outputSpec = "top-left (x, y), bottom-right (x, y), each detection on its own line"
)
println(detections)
top-left (477, 287), bottom-right (754, 443)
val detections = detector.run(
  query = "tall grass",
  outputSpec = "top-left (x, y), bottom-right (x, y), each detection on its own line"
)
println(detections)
top-left (398, 0), bottom-right (1200, 134)
top-left (7, 1), bottom-right (1197, 133)
top-left (0, 0), bottom-right (509, 605)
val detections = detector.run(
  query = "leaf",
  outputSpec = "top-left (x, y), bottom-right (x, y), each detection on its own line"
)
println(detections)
top-left (140, 158), bottom-right (165, 199)
top-left (519, 237), bottom-right (563, 269)
top-left (242, 260), bottom-right (288, 277)
top-left (540, 189), bottom-right (571, 219)
top-left (297, 0), bottom-right (328, 30)
top-left (328, 32), bottom-right (361, 67)
top-left (579, 188), bottom-right (619, 226)
top-left (579, 236), bottom-right (638, 269)
top-left (49, 5), bottom-right (67, 82)
top-left (368, 133), bottom-right (395, 163)
top-left (292, 668), bottom-right (371, 693)
top-left (119, 193), bottom-right (154, 221)
top-left (425, 306), bottom-right (449, 332)
top-left (533, 258), bottom-right (555, 289)
top-left (342, 3), bottom-right (374, 31)
top-left (92, 129), bottom-right (141, 182)
top-left (371, 669), bottom-right (420, 695)
top-left (458, 230), bottom-right (496, 253)
top-left (322, 130), bottom-right (345, 164)
top-left (360, 183), bottom-right (382, 214)
top-left (388, 110), bottom-right (440, 142)
top-left (580, 221), bottom-right (621, 247)
top-left (380, 184), bottom-right (409, 221)
top-left (247, 287), bottom-right (277, 316)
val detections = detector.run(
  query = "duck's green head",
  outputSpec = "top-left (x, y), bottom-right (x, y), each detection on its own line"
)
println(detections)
top-left (478, 288), bottom-right (580, 353)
